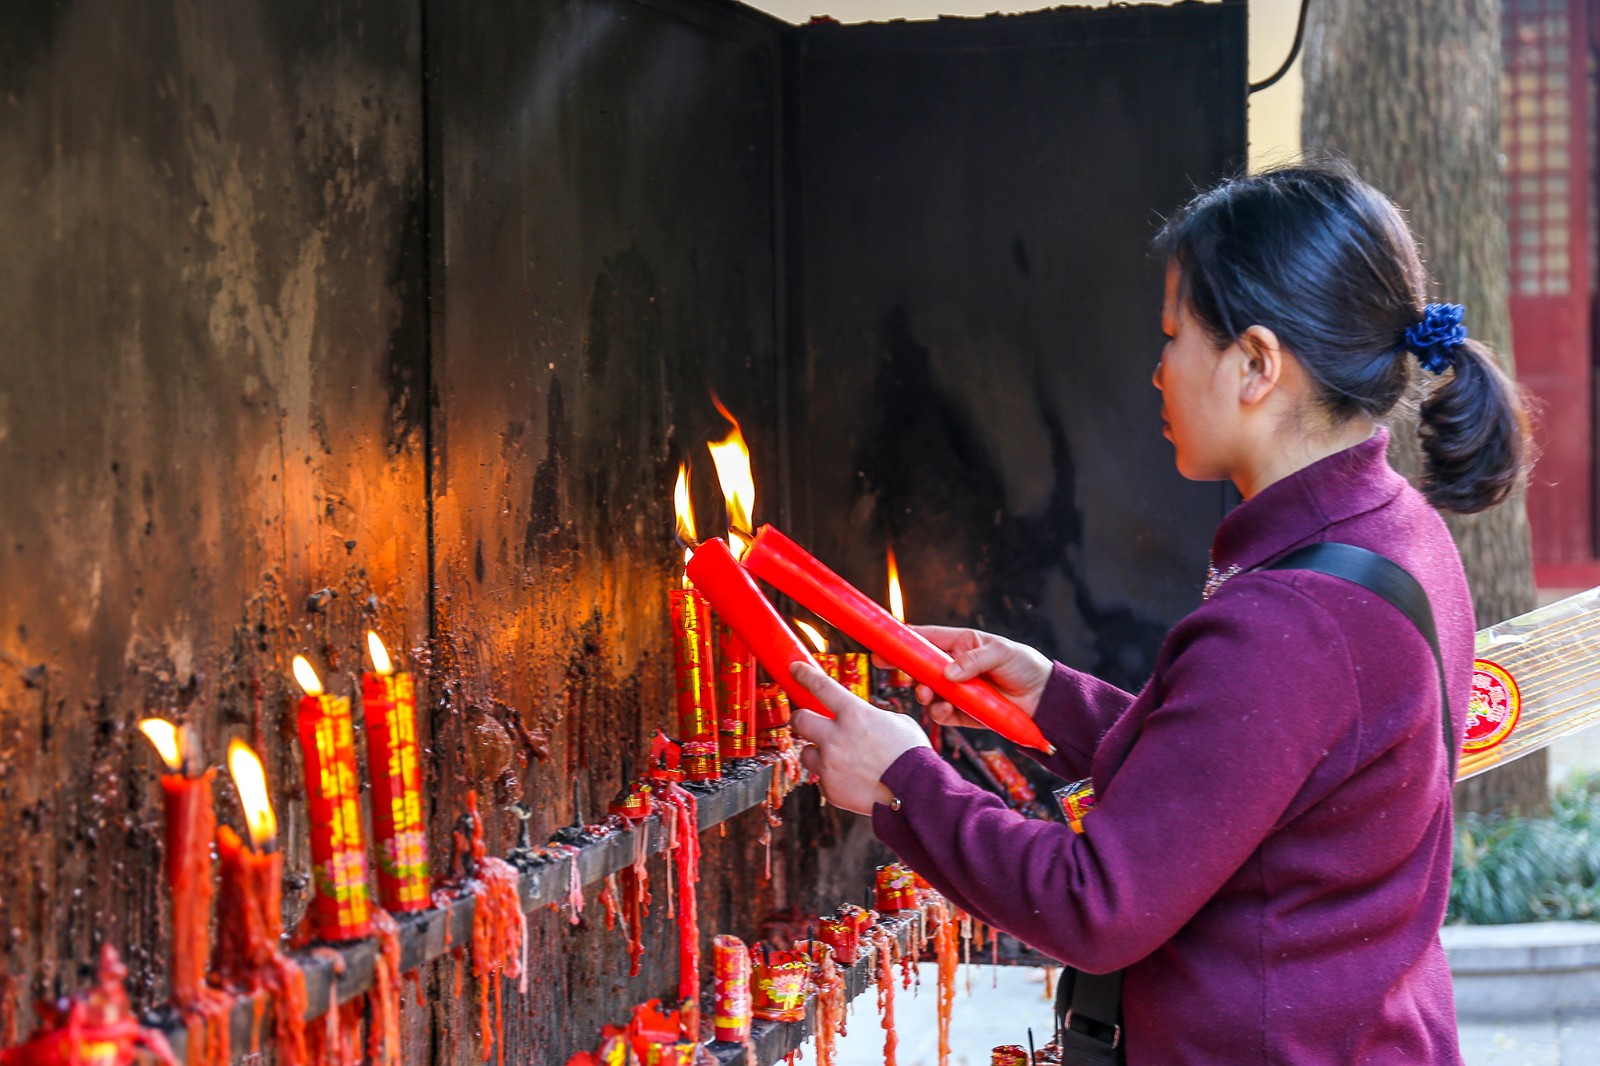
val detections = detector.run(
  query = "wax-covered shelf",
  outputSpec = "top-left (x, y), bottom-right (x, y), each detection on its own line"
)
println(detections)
top-left (154, 753), bottom-right (793, 1063)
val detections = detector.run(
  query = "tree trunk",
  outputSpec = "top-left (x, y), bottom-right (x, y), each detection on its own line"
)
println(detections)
top-left (1302, 0), bottom-right (1546, 816)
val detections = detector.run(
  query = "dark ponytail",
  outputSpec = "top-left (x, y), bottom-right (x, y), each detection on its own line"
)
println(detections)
top-left (1156, 161), bottom-right (1531, 515)
top-left (1416, 339), bottom-right (1529, 513)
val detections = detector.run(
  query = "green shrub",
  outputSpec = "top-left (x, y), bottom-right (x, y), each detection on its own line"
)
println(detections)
top-left (1448, 775), bottom-right (1600, 924)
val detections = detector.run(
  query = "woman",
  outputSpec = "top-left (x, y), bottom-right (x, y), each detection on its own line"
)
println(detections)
top-left (788, 163), bottom-right (1530, 1063)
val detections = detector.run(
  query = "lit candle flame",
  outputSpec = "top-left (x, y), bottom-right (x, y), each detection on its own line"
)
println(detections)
top-left (708, 394), bottom-right (756, 558)
top-left (292, 655), bottom-right (323, 696)
top-left (138, 718), bottom-right (183, 772)
top-left (367, 631), bottom-right (394, 677)
top-left (887, 546), bottom-right (905, 623)
top-left (675, 464), bottom-right (698, 590)
top-left (795, 619), bottom-right (829, 655)
top-left (227, 739), bottom-right (278, 850)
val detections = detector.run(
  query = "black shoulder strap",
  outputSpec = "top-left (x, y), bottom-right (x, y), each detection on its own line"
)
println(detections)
top-left (1261, 542), bottom-right (1455, 780)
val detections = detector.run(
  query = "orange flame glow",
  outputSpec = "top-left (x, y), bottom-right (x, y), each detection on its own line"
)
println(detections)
top-left (228, 739), bottom-right (278, 849)
top-left (708, 394), bottom-right (756, 557)
top-left (795, 619), bottom-right (829, 655)
top-left (887, 546), bottom-right (905, 623)
top-left (367, 631), bottom-right (394, 677)
top-left (292, 655), bottom-right (323, 696)
top-left (674, 463), bottom-right (698, 546)
top-left (138, 718), bottom-right (183, 772)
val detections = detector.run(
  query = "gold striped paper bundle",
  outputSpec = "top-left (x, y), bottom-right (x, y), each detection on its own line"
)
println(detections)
top-left (1457, 586), bottom-right (1600, 781)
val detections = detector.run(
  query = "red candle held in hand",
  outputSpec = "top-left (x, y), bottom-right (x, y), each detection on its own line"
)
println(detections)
top-left (685, 538), bottom-right (825, 715)
top-left (292, 656), bottom-right (373, 941)
top-left (742, 525), bottom-right (1052, 752)
top-left (362, 632), bottom-right (430, 913)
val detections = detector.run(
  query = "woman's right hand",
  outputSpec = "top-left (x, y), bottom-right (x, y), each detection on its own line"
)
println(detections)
top-left (876, 626), bottom-right (1053, 730)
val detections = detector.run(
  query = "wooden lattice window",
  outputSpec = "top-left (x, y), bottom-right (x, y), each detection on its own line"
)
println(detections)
top-left (1503, 0), bottom-right (1574, 297)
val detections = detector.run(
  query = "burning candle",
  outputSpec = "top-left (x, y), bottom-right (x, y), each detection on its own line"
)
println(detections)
top-left (217, 741), bottom-right (309, 1066)
top-left (839, 653), bottom-right (871, 702)
top-left (683, 538), bottom-right (825, 715)
top-left (795, 619), bottom-right (842, 684)
top-left (742, 526), bottom-right (1053, 752)
top-left (711, 935), bottom-right (752, 1044)
top-left (885, 547), bottom-right (913, 688)
top-left (361, 632), bottom-right (430, 913)
top-left (137, 719), bottom-right (216, 1010)
top-left (216, 740), bottom-right (283, 976)
top-left (292, 656), bottom-right (373, 941)
top-left (671, 464), bottom-right (721, 782)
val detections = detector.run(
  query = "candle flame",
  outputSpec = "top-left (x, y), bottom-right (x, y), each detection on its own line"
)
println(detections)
top-left (795, 619), bottom-right (829, 655)
top-left (708, 394), bottom-right (756, 558)
top-left (138, 718), bottom-right (183, 772)
top-left (292, 655), bottom-right (323, 696)
top-left (674, 463), bottom-right (698, 546)
top-left (228, 739), bottom-right (278, 849)
top-left (887, 546), bottom-right (905, 623)
top-left (367, 631), bottom-right (394, 676)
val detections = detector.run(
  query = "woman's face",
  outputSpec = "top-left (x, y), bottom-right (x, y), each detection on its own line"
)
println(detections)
top-left (1153, 263), bottom-right (1241, 482)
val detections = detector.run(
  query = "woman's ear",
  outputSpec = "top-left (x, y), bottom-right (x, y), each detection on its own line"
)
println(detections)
top-left (1236, 324), bottom-right (1286, 407)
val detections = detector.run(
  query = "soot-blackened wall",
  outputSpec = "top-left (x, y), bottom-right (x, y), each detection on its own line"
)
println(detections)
top-left (0, 0), bottom-right (1245, 1061)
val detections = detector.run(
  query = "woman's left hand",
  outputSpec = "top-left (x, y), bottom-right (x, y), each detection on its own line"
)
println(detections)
top-left (788, 661), bottom-right (932, 815)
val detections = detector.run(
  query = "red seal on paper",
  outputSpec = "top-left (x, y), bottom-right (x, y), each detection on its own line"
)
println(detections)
top-left (1464, 659), bottom-right (1521, 753)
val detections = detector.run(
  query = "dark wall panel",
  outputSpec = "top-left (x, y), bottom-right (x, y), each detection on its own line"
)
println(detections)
top-left (427, 0), bottom-right (787, 1059)
top-left (791, 4), bottom-right (1247, 695)
top-left (0, 0), bottom-right (427, 1028)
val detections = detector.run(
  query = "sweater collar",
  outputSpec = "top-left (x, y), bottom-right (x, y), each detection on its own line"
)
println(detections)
top-left (1209, 427), bottom-right (1405, 581)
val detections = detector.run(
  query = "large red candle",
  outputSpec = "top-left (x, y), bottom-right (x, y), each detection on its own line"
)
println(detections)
top-left (683, 538), bottom-right (825, 715)
top-left (713, 618), bottom-right (756, 760)
top-left (292, 657), bottom-right (373, 941)
top-left (361, 633), bottom-right (430, 913)
top-left (670, 588), bottom-right (721, 781)
top-left (742, 526), bottom-right (1052, 752)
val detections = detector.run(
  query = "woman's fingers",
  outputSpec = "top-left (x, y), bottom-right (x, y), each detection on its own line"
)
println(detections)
top-left (788, 661), bottom-right (857, 720)
top-left (945, 637), bottom-right (1018, 681)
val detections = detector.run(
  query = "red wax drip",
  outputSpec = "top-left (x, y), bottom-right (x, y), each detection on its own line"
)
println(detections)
top-left (873, 929), bottom-right (898, 1066)
top-left (742, 525), bottom-right (1052, 750)
top-left (598, 876), bottom-right (619, 932)
top-left (618, 861), bottom-right (651, 977)
top-left (661, 784), bottom-right (701, 1039)
top-left (811, 945), bottom-right (845, 1066)
top-left (934, 904), bottom-right (959, 1066)
top-left (461, 792), bottom-right (527, 1066)
top-left (366, 910), bottom-right (402, 1066)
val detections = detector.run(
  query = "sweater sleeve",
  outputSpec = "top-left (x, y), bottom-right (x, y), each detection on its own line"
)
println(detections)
top-left (872, 577), bottom-right (1358, 973)
top-left (1026, 661), bottom-right (1140, 781)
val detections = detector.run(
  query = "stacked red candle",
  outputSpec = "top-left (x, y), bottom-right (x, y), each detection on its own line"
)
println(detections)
top-left (711, 935), bottom-right (752, 1043)
top-left (292, 656), bottom-right (373, 941)
top-left (875, 864), bottom-right (919, 913)
top-left (670, 588), bottom-right (721, 781)
top-left (361, 632), bottom-right (430, 913)
top-left (755, 684), bottom-right (791, 749)
top-left (839, 653), bottom-right (871, 702)
top-left (742, 525), bottom-right (1052, 752)
top-left (750, 948), bottom-right (810, 1023)
top-left (714, 618), bottom-right (756, 760)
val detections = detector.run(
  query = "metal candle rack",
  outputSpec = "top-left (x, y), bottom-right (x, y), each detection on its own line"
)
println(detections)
top-left (154, 754), bottom-right (795, 1063)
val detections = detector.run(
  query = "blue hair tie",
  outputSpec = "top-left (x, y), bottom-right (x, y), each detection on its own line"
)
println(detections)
top-left (1405, 303), bottom-right (1468, 375)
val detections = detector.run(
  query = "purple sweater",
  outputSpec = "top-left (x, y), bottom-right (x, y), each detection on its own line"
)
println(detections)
top-left (873, 431), bottom-right (1473, 1063)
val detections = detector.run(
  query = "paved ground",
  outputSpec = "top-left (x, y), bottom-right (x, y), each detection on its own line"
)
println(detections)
top-left (829, 964), bottom-right (1600, 1064)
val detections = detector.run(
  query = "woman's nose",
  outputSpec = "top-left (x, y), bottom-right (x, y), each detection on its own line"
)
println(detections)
top-left (1151, 361), bottom-right (1164, 390)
